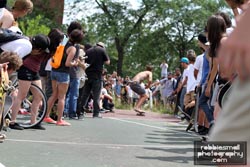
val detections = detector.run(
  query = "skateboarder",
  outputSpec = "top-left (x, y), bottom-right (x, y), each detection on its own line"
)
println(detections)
top-left (130, 65), bottom-right (153, 115)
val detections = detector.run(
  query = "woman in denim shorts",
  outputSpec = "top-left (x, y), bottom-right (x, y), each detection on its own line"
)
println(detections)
top-left (44, 28), bottom-right (84, 126)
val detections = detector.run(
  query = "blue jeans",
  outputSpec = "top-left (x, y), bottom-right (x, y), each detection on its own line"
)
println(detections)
top-left (80, 78), bottom-right (103, 117)
top-left (199, 85), bottom-right (214, 124)
top-left (180, 87), bottom-right (186, 110)
top-left (65, 78), bottom-right (80, 117)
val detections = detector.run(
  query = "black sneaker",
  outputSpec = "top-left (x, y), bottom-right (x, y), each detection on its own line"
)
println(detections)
top-left (9, 123), bottom-right (24, 130)
top-left (199, 129), bottom-right (209, 136)
top-left (78, 114), bottom-right (84, 120)
top-left (93, 113), bottom-right (102, 118)
top-left (25, 123), bottom-right (46, 130)
top-left (69, 113), bottom-right (78, 119)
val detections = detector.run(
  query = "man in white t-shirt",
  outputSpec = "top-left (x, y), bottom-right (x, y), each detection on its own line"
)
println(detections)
top-left (194, 33), bottom-right (210, 83)
top-left (182, 54), bottom-right (197, 110)
top-left (160, 60), bottom-right (168, 78)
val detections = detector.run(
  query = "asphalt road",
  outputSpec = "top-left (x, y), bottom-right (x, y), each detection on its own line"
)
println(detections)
top-left (0, 110), bottom-right (209, 167)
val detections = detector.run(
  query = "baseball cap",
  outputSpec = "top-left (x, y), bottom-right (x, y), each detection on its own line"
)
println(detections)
top-left (198, 33), bottom-right (209, 46)
top-left (96, 42), bottom-right (105, 48)
top-left (180, 57), bottom-right (189, 64)
top-left (31, 34), bottom-right (50, 50)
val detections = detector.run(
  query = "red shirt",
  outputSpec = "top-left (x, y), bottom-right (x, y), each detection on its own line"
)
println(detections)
top-left (23, 52), bottom-right (51, 73)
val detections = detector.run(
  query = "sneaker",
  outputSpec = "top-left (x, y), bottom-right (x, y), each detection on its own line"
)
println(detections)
top-left (25, 123), bottom-right (46, 130)
top-left (56, 120), bottom-right (71, 126)
top-left (199, 129), bottom-right (209, 136)
top-left (69, 116), bottom-right (78, 120)
top-left (0, 134), bottom-right (6, 143)
top-left (99, 109), bottom-right (108, 113)
top-left (93, 113), bottom-right (102, 118)
top-left (18, 109), bottom-right (30, 115)
top-left (9, 122), bottom-right (24, 130)
top-left (43, 117), bottom-right (56, 124)
top-left (69, 114), bottom-right (78, 120)
top-left (78, 114), bottom-right (84, 120)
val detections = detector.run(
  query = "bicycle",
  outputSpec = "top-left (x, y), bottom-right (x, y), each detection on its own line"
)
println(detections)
top-left (4, 73), bottom-right (47, 129)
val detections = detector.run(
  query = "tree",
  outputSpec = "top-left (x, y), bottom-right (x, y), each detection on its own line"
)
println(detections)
top-left (32, 0), bottom-right (64, 25)
top-left (85, 0), bottom-right (159, 76)
top-left (83, 0), bottom-right (228, 77)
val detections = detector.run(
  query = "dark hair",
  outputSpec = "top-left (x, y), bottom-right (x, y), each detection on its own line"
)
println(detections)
top-left (67, 21), bottom-right (82, 35)
top-left (231, 0), bottom-right (245, 5)
top-left (84, 43), bottom-right (92, 51)
top-left (146, 65), bottom-right (153, 71)
top-left (104, 82), bottom-right (112, 87)
top-left (187, 51), bottom-right (196, 62)
top-left (0, 0), bottom-right (7, 8)
top-left (48, 28), bottom-right (64, 54)
top-left (216, 11), bottom-right (232, 28)
top-left (207, 15), bottom-right (226, 58)
top-left (69, 29), bottom-right (84, 44)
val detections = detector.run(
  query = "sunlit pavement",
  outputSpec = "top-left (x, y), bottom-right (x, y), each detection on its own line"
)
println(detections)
top-left (0, 109), bottom-right (206, 167)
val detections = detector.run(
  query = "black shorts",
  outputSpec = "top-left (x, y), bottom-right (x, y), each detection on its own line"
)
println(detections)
top-left (130, 82), bottom-right (145, 95)
top-left (17, 66), bottom-right (40, 81)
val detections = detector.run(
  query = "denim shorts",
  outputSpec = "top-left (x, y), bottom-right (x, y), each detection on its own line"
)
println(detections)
top-left (17, 66), bottom-right (40, 81)
top-left (51, 71), bottom-right (70, 84)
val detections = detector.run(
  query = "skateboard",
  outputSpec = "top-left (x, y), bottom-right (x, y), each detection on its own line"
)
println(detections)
top-left (134, 109), bottom-right (145, 116)
top-left (178, 105), bottom-right (191, 120)
top-left (1, 96), bottom-right (12, 131)
top-left (0, 66), bottom-right (11, 142)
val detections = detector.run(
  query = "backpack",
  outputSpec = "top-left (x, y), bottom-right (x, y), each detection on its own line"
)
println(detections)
top-left (50, 35), bottom-right (68, 69)
top-left (0, 28), bottom-right (26, 46)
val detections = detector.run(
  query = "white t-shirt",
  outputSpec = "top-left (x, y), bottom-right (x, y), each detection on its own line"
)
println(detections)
top-left (101, 88), bottom-right (108, 95)
top-left (160, 63), bottom-right (168, 77)
top-left (194, 54), bottom-right (203, 83)
top-left (1, 38), bottom-right (32, 58)
top-left (186, 64), bottom-right (197, 93)
top-left (182, 67), bottom-right (189, 86)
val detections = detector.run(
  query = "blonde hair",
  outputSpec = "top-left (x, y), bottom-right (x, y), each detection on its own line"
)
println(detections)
top-left (12, 0), bottom-right (33, 13)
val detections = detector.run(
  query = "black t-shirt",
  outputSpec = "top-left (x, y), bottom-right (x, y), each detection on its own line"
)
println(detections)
top-left (85, 46), bottom-right (109, 79)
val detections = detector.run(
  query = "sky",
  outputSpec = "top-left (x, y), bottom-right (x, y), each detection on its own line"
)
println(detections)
top-left (63, 0), bottom-right (141, 24)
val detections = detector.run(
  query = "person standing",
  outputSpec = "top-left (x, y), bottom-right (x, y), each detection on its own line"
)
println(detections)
top-left (44, 29), bottom-right (84, 125)
top-left (9, 34), bottom-right (50, 130)
top-left (79, 42), bottom-right (110, 118)
top-left (210, 1), bottom-right (250, 164)
top-left (130, 65), bottom-right (153, 113)
top-left (160, 60), bottom-right (168, 78)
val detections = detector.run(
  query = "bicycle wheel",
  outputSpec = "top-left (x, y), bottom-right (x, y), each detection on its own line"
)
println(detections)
top-left (15, 83), bottom-right (47, 128)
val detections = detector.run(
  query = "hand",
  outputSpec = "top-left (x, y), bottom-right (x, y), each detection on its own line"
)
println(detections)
top-left (0, 62), bottom-right (9, 71)
top-left (205, 86), bottom-right (211, 98)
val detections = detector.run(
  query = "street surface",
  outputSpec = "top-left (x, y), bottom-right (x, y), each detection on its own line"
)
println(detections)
top-left (0, 109), bottom-right (209, 167)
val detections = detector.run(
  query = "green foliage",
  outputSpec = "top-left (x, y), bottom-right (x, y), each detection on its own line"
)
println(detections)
top-left (78, 0), bottom-right (228, 77)
top-left (19, 15), bottom-right (51, 36)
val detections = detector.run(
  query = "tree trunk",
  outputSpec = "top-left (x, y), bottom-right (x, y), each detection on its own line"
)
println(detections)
top-left (115, 37), bottom-right (124, 76)
top-left (32, 0), bottom-right (64, 25)
top-left (117, 49), bottom-right (124, 77)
